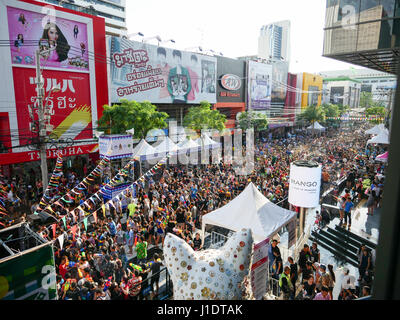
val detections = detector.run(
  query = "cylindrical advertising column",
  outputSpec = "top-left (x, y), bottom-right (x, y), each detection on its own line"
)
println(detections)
top-left (288, 160), bottom-right (322, 237)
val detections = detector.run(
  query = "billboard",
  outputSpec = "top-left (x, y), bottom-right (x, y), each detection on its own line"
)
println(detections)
top-left (7, 6), bottom-right (89, 71)
top-left (216, 56), bottom-right (245, 103)
top-left (271, 61), bottom-right (289, 105)
top-left (247, 61), bottom-right (272, 110)
top-left (0, 0), bottom-right (109, 163)
top-left (0, 244), bottom-right (57, 300)
top-left (13, 67), bottom-right (92, 146)
top-left (110, 37), bottom-right (217, 104)
top-left (330, 86), bottom-right (345, 105)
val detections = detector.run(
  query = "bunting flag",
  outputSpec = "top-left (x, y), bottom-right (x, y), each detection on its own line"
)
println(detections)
top-left (134, 235), bottom-right (138, 247)
top-left (57, 234), bottom-right (64, 250)
top-left (101, 204), bottom-right (106, 215)
top-left (93, 211), bottom-right (97, 224)
top-left (83, 217), bottom-right (88, 231)
top-left (61, 216), bottom-right (66, 229)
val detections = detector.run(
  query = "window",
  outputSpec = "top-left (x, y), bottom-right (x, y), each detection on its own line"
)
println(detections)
top-left (381, 0), bottom-right (395, 18)
top-left (338, 0), bottom-right (360, 21)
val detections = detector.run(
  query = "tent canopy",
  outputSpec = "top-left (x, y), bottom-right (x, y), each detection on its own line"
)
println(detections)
top-left (376, 151), bottom-right (388, 162)
top-left (195, 134), bottom-right (221, 149)
top-left (132, 139), bottom-right (156, 160)
top-left (307, 121), bottom-right (325, 131)
top-left (202, 183), bottom-right (296, 243)
top-left (152, 136), bottom-right (179, 155)
top-left (367, 131), bottom-right (390, 145)
top-left (177, 138), bottom-right (199, 150)
top-left (365, 124), bottom-right (387, 135)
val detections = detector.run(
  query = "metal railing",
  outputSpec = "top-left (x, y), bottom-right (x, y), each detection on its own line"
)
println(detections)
top-left (210, 231), bottom-right (229, 249)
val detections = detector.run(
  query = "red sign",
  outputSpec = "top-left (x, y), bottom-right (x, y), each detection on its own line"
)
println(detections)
top-left (13, 67), bottom-right (92, 146)
top-left (0, 144), bottom-right (98, 165)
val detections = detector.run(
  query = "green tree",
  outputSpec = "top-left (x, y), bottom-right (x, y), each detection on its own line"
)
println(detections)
top-left (366, 106), bottom-right (387, 124)
top-left (337, 104), bottom-right (350, 116)
top-left (298, 105), bottom-right (325, 126)
top-left (238, 111), bottom-right (269, 131)
top-left (321, 103), bottom-right (340, 126)
top-left (183, 101), bottom-right (226, 132)
top-left (97, 99), bottom-right (168, 138)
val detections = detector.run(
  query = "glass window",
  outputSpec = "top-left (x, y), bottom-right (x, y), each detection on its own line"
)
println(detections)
top-left (379, 18), bottom-right (393, 48)
top-left (381, 0), bottom-right (395, 18)
top-left (338, 0), bottom-right (361, 21)
top-left (360, 0), bottom-right (380, 12)
top-left (395, 0), bottom-right (400, 17)
top-left (392, 18), bottom-right (400, 47)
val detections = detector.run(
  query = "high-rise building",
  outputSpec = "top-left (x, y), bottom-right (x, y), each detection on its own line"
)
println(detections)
top-left (35, 0), bottom-right (127, 37)
top-left (258, 20), bottom-right (291, 63)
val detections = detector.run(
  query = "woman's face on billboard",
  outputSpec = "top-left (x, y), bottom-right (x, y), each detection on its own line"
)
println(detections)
top-left (48, 26), bottom-right (59, 41)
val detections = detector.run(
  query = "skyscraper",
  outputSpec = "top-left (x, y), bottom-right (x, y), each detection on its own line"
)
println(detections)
top-left (258, 20), bottom-right (291, 63)
top-left (34, 0), bottom-right (127, 37)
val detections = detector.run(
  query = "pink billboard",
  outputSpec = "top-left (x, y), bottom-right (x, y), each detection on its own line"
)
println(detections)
top-left (7, 6), bottom-right (89, 71)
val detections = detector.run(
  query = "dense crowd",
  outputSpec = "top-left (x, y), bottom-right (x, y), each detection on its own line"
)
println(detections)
top-left (0, 122), bottom-right (386, 300)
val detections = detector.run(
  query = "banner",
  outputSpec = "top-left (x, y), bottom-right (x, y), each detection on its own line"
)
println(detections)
top-left (13, 67), bottom-right (92, 146)
top-left (251, 238), bottom-right (269, 300)
top-left (247, 61), bottom-right (272, 110)
top-left (109, 37), bottom-right (217, 104)
top-left (0, 244), bottom-right (57, 300)
top-left (99, 135), bottom-right (133, 160)
top-left (7, 6), bottom-right (89, 71)
top-left (288, 162), bottom-right (322, 208)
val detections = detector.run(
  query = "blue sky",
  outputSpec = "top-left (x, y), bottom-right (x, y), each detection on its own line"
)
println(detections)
top-left (126, 0), bottom-right (360, 74)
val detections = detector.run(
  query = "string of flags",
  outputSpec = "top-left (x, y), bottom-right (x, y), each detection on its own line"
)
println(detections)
top-left (51, 151), bottom-right (174, 250)
top-left (326, 116), bottom-right (385, 121)
top-left (43, 156), bottom-right (111, 215)
top-left (34, 151), bottom-right (64, 215)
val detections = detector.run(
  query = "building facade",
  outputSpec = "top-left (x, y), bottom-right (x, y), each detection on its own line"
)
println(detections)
top-left (319, 68), bottom-right (397, 108)
top-left (323, 77), bottom-right (362, 108)
top-left (0, 0), bottom-right (109, 174)
top-left (258, 20), bottom-right (291, 63)
top-left (299, 73), bottom-right (323, 109)
top-left (35, 0), bottom-right (127, 37)
top-left (323, 0), bottom-right (400, 74)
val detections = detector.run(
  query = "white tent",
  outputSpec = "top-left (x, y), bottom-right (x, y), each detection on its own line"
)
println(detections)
top-left (195, 134), bottom-right (221, 150)
top-left (367, 131), bottom-right (390, 145)
top-left (307, 121), bottom-right (325, 131)
top-left (132, 139), bottom-right (157, 161)
top-left (152, 136), bottom-right (180, 157)
top-left (365, 123), bottom-right (386, 135)
top-left (177, 138), bottom-right (200, 151)
top-left (201, 183), bottom-right (297, 243)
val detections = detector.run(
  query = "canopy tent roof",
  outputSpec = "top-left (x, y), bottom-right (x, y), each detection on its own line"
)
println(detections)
top-left (201, 183), bottom-right (296, 243)
top-left (132, 139), bottom-right (157, 160)
top-left (367, 131), bottom-right (390, 145)
top-left (152, 136), bottom-right (179, 155)
top-left (376, 151), bottom-right (389, 162)
top-left (365, 123), bottom-right (387, 135)
top-left (307, 121), bottom-right (325, 130)
top-left (195, 134), bottom-right (221, 149)
top-left (177, 138), bottom-right (200, 150)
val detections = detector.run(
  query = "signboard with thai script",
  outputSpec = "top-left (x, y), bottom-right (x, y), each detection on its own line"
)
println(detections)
top-left (109, 37), bottom-right (217, 104)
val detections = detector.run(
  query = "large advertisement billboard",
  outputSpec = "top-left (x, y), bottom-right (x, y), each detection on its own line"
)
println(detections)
top-left (7, 6), bottom-right (89, 71)
top-left (110, 37), bottom-right (217, 104)
top-left (13, 67), bottom-right (93, 146)
top-left (247, 61), bottom-right (272, 110)
top-left (0, 0), bottom-right (109, 165)
top-left (271, 61), bottom-right (289, 105)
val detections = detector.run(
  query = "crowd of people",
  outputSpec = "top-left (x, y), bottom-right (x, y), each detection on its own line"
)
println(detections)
top-left (0, 122), bottom-right (386, 300)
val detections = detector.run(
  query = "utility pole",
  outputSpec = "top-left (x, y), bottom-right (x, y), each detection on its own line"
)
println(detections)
top-left (35, 49), bottom-right (49, 190)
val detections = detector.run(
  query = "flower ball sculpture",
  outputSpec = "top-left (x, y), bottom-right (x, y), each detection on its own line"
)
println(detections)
top-left (163, 228), bottom-right (254, 300)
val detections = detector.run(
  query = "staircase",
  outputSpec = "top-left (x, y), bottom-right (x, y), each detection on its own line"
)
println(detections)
top-left (309, 225), bottom-right (377, 268)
